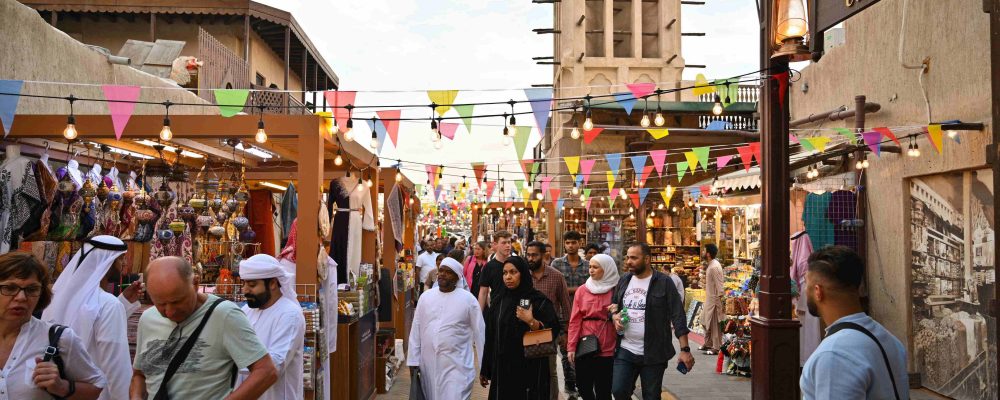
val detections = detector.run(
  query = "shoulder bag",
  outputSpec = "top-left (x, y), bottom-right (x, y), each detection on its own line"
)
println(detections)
top-left (522, 299), bottom-right (557, 359)
top-left (827, 322), bottom-right (901, 400)
top-left (43, 324), bottom-right (71, 399)
top-left (575, 316), bottom-right (608, 359)
top-left (153, 298), bottom-right (229, 400)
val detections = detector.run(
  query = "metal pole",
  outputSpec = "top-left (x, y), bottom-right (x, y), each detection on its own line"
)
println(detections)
top-left (987, 0), bottom-right (1000, 392)
top-left (750, 0), bottom-right (799, 397)
top-left (854, 95), bottom-right (871, 306)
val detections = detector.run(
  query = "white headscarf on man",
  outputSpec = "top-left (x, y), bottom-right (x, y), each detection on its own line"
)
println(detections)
top-left (585, 253), bottom-right (621, 294)
top-left (43, 235), bottom-right (128, 341)
top-left (240, 254), bottom-right (298, 302)
top-left (438, 257), bottom-right (468, 291)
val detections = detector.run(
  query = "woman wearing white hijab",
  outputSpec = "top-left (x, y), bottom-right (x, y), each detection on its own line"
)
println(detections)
top-left (567, 254), bottom-right (620, 400)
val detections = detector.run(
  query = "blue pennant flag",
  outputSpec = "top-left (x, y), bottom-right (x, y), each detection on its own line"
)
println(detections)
top-left (629, 155), bottom-right (647, 175)
top-left (638, 188), bottom-right (651, 205)
top-left (605, 153), bottom-right (622, 175)
top-left (0, 80), bottom-right (23, 137)
top-left (524, 88), bottom-right (553, 137)
top-left (613, 92), bottom-right (638, 115)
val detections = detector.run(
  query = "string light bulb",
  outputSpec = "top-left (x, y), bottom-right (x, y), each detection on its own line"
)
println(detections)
top-left (579, 193), bottom-right (585, 202)
top-left (570, 126), bottom-right (581, 140)
top-left (536, 191), bottom-right (544, 200)
top-left (365, 176), bottom-right (374, 188)
top-left (640, 113), bottom-right (651, 128)
top-left (508, 100), bottom-right (516, 126)
top-left (582, 95), bottom-right (594, 131)
top-left (356, 176), bottom-right (365, 191)
top-left (369, 118), bottom-right (379, 149)
top-left (855, 160), bottom-right (864, 170)
top-left (502, 113), bottom-right (512, 146)
top-left (946, 129), bottom-right (958, 139)
top-left (63, 95), bottom-right (78, 140)
top-left (395, 164), bottom-right (403, 182)
top-left (862, 159), bottom-right (870, 168)
top-left (434, 135), bottom-right (444, 149)
top-left (572, 186), bottom-right (579, 195)
top-left (159, 101), bottom-right (173, 141)
top-left (712, 94), bottom-right (724, 116)
top-left (654, 111), bottom-right (665, 127)
top-left (343, 105), bottom-right (355, 142)
top-left (334, 149), bottom-right (343, 166)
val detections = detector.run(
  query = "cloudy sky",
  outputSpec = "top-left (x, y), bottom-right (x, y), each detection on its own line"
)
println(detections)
top-left (259, 0), bottom-right (760, 187)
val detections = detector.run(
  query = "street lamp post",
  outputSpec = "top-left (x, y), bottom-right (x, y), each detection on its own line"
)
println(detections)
top-left (751, 0), bottom-right (806, 398)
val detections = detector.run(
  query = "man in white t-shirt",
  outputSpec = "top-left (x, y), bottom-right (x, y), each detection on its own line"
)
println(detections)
top-left (416, 240), bottom-right (441, 292)
top-left (610, 243), bottom-right (694, 400)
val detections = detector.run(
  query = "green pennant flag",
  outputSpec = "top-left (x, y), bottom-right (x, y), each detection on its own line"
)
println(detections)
top-left (692, 146), bottom-right (710, 171)
top-left (833, 128), bottom-right (855, 141)
top-left (727, 79), bottom-right (739, 106)
top-left (213, 89), bottom-right (250, 117)
top-left (455, 104), bottom-right (475, 133)
top-left (676, 161), bottom-right (689, 181)
top-left (799, 138), bottom-right (816, 151)
top-left (714, 79), bottom-right (730, 106)
top-left (515, 180), bottom-right (525, 193)
top-left (514, 126), bottom-right (533, 159)
top-left (582, 188), bottom-right (592, 200)
top-left (530, 162), bottom-right (540, 179)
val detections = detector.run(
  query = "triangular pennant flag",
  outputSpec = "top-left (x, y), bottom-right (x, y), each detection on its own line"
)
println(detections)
top-left (716, 155), bottom-right (734, 170)
top-left (514, 180), bottom-right (525, 194)
top-left (727, 80), bottom-right (740, 106)
top-left (524, 88), bottom-right (553, 136)
top-left (772, 71), bottom-right (789, 109)
top-left (101, 85), bottom-right (141, 140)
top-left (364, 119), bottom-right (388, 155)
top-left (799, 137), bottom-right (815, 151)
top-left (640, 165), bottom-right (654, 187)
top-left (541, 176), bottom-right (554, 199)
top-left (638, 188), bottom-right (651, 205)
top-left (521, 189), bottom-right (531, 206)
top-left (629, 155), bottom-right (647, 179)
top-left (485, 181), bottom-right (498, 200)
top-left (676, 161), bottom-right (689, 181)
top-left (926, 124), bottom-right (943, 153)
top-left (504, 200), bottom-right (514, 209)
top-left (556, 198), bottom-right (565, 211)
top-left (748, 142), bottom-right (762, 164)
top-left (531, 162), bottom-right (540, 179)
top-left (519, 160), bottom-right (534, 183)
top-left (606, 171), bottom-right (617, 191)
top-left (692, 146), bottom-right (710, 171)
top-left (609, 188), bottom-right (620, 204)
top-left (549, 189), bottom-right (561, 206)
top-left (426, 165), bottom-right (438, 187)
top-left (605, 153), bottom-right (622, 176)
top-left (472, 163), bottom-right (486, 188)
top-left (585, 196), bottom-right (593, 211)
top-left (213, 89), bottom-right (250, 117)
top-left (583, 127), bottom-right (604, 144)
top-left (706, 120), bottom-right (731, 131)
top-left (0, 80), bottom-right (23, 136)
top-left (434, 185), bottom-right (443, 201)
top-left (514, 126), bottom-right (533, 159)
top-left (861, 131), bottom-right (882, 156)
top-left (582, 188), bottom-right (592, 200)
top-left (874, 127), bottom-right (901, 147)
top-left (789, 133), bottom-right (800, 143)
top-left (628, 193), bottom-right (640, 208)
top-left (660, 186), bottom-right (675, 205)
top-left (806, 137), bottom-right (831, 153)
top-left (626, 82), bottom-right (656, 99)
top-left (700, 185), bottom-right (713, 196)
top-left (649, 150), bottom-right (667, 176)
top-left (647, 128), bottom-right (670, 139)
top-left (427, 90), bottom-right (459, 116)
top-left (613, 92), bottom-right (638, 115)
top-left (690, 187), bottom-right (702, 202)
top-left (439, 122), bottom-right (459, 140)
top-left (564, 156), bottom-right (580, 181)
top-left (580, 159), bottom-right (597, 185)
top-left (323, 90), bottom-right (357, 129)
top-left (692, 73), bottom-right (715, 96)
top-left (832, 127), bottom-right (855, 141)
top-left (375, 110), bottom-right (401, 146)
top-left (454, 104), bottom-right (475, 133)
top-left (736, 146), bottom-right (754, 171)
top-left (714, 79), bottom-right (731, 106)
top-left (531, 200), bottom-right (541, 214)
top-left (683, 151), bottom-right (699, 172)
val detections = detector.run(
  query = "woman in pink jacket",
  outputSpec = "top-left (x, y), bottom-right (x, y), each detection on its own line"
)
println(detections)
top-left (567, 253), bottom-right (620, 400)
top-left (463, 241), bottom-right (489, 291)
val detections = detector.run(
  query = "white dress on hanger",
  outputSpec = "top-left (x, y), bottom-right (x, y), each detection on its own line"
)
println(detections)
top-left (85, 163), bottom-right (103, 184)
top-left (337, 177), bottom-right (375, 276)
top-left (0, 145), bottom-right (31, 253)
top-left (105, 166), bottom-right (123, 190)
top-left (38, 153), bottom-right (53, 174)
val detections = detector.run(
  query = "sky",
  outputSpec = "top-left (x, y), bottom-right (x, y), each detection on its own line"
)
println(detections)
top-left (258, 0), bottom-right (760, 189)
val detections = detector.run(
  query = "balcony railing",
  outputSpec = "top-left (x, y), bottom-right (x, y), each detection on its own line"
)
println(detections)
top-left (698, 85), bottom-right (759, 131)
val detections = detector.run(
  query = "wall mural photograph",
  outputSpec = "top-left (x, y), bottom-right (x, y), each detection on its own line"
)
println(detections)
top-left (909, 169), bottom-right (996, 400)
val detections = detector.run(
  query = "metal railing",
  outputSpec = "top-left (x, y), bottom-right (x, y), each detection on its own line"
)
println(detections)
top-left (698, 85), bottom-right (759, 131)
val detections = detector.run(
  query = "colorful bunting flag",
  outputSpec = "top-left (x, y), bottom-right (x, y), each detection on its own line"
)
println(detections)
top-left (606, 171), bottom-right (616, 191)
top-left (584, 127), bottom-right (604, 144)
top-left (640, 165), bottom-right (654, 187)
top-left (748, 142), bottom-right (762, 164)
top-left (692, 74), bottom-right (715, 96)
top-left (605, 153), bottom-right (622, 176)
top-left (531, 200), bottom-right (540, 214)
top-left (629, 155), bottom-right (647, 179)
top-left (426, 165), bottom-right (438, 187)
top-left (564, 156), bottom-right (580, 181)
top-left (0, 80), bottom-right (23, 137)
top-left (647, 128), bottom-right (670, 139)
top-left (580, 159), bottom-right (597, 185)
top-left (833, 127), bottom-right (855, 141)
top-left (376, 110), bottom-right (401, 146)
top-left (874, 127), bottom-right (900, 146)
top-left (514, 126), bottom-right (533, 159)
top-left (439, 122), bottom-right (459, 140)
top-left (524, 88), bottom-right (553, 136)
top-left (660, 187), bottom-right (674, 205)
top-left (649, 150), bottom-right (667, 176)
top-left (789, 133), bottom-right (800, 143)
top-left (520, 160), bottom-right (534, 183)
top-left (626, 83), bottom-right (657, 99)
top-left (736, 146), bottom-right (754, 171)
top-left (692, 146), bottom-right (710, 171)
top-left (628, 193), bottom-right (640, 208)
top-left (556, 198), bottom-right (566, 211)
top-left (717, 155), bottom-right (734, 170)
top-left (700, 185), bottom-right (713, 196)
top-left (926, 124), bottom-right (943, 153)
top-left (323, 90), bottom-right (356, 129)
top-left (803, 137), bottom-right (831, 153)
top-left (454, 104), bottom-right (475, 133)
top-left (213, 89), bottom-right (250, 117)
top-left (706, 120), bottom-right (731, 131)
top-left (638, 188), bottom-right (651, 205)
top-left (472, 163), bottom-right (486, 188)
top-left (861, 131), bottom-right (883, 156)
top-left (364, 119), bottom-right (388, 154)
top-left (582, 188), bottom-right (592, 201)
top-left (676, 161), bottom-right (689, 181)
top-left (101, 85), bottom-right (141, 140)
top-left (609, 188), bottom-right (620, 208)
top-left (613, 92), bottom-right (638, 115)
top-left (427, 90), bottom-right (459, 116)
top-left (683, 151), bottom-right (698, 172)
top-left (485, 181), bottom-right (497, 199)
top-left (549, 189), bottom-right (561, 206)
top-left (541, 176), bottom-right (554, 199)
top-left (689, 187), bottom-right (702, 202)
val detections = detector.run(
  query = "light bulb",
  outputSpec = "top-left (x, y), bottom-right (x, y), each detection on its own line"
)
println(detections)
top-left (712, 101), bottom-right (724, 116)
top-left (572, 186), bottom-right (579, 195)
top-left (334, 153), bottom-right (344, 166)
top-left (570, 127), bottom-right (581, 140)
top-left (536, 191), bottom-right (544, 200)
top-left (502, 135), bottom-right (512, 146)
top-left (159, 124), bottom-right (173, 141)
top-left (672, 206), bottom-right (677, 212)
top-left (558, 218), bottom-right (563, 223)
top-left (862, 159), bottom-right (870, 168)
top-left (434, 140), bottom-right (444, 149)
top-left (369, 136), bottom-right (379, 149)
top-left (654, 112), bottom-right (665, 126)
top-left (366, 178), bottom-right (374, 188)
top-left (913, 147), bottom-right (921, 157)
top-left (583, 117), bottom-right (594, 131)
top-left (395, 170), bottom-right (403, 182)
top-left (947, 130), bottom-right (957, 139)
top-left (357, 178), bottom-right (365, 191)
top-left (255, 128), bottom-right (267, 144)
top-left (650, 210), bottom-right (655, 217)
top-left (640, 114), bottom-right (650, 128)
top-left (600, 208), bottom-right (605, 214)
top-left (63, 116), bottom-right (78, 140)
top-left (658, 203), bottom-right (664, 209)
top-left (344, 129), bottom-right (355, 142)
top-left (569, 208), bottom-right (574, 215)
top-left (621, 189), bottom-right (628, 199)
top-left (579, 193), bottom-right (585, 202)
top-left (592, 217), bottom-right (597, 222)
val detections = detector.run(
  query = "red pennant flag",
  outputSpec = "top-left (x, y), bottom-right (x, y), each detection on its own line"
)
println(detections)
top-left (375, 110), bottom-right (401, 146)
top-left (549, 188), bottom-right (561, 206)
top-left (520, 159), bottom-right (535, 182)
top-left (504, 201), bottom-right (514, 209)
top-left (772, 71), bottom-right (789, 110)
top-left (472, 163), bottom-right (486, 188)
top-left (748, 142), bottom-right (762, 164)
top-left (639, 165), bottom-right (654, 187)
top-left (583, 128), bottom-right (604, 144)
top-left (485, 181), bottom-right (497, 200)
top-left (873, 127), bottom-right (900, 147)
top-left (629, 193), bottom-right (640, 208)
top-left (323, 90), bottom-right (357, 129)
top-left (700, 185), bottom-right (713, 196)
top-left (736, 146), bottom-right (754, 172)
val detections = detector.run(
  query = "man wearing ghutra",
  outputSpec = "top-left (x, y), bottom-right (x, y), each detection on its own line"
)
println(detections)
top-left (237, 254), bottom-right (306, 400)
top-left (407, 256), bottom-right (484, 400)
top-left (42, 235), bottom-right (133, 400)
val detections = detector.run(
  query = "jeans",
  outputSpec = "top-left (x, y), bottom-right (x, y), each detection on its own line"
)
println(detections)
top-left (575, 356), bottom-right (613, 400)
top-left (559, 335), bottom-right (577, 392)
top-left (611, 348), bottom-right (667, 400)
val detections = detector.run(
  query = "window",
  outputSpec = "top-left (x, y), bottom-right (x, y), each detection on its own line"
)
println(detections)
top-left (255, 73), bottom-right (266, 87)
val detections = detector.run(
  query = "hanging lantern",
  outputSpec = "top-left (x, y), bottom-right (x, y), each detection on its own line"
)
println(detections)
top-left (772, 0), bottom-right (810, 61)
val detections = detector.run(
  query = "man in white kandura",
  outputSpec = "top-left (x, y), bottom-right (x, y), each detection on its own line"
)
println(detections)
top-left (42, 235), bottom-right (133, 400)
top-left (237, 254), bottom-right (306, 400)
top-left (407, 256), bottom-right (485, 400)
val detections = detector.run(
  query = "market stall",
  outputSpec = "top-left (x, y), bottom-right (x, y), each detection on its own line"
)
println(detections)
top-left (470, 201), bottom-right (556, 244)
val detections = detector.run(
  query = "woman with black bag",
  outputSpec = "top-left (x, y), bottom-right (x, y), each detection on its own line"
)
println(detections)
top-left (0, 252), bottom-right (105, 399)
top-left (567, 254), bottom-right (620, 400)
top-left (480, 256), bottom-right (559, 400)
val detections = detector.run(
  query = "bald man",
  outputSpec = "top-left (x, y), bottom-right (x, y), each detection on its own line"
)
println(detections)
top-left (130, 257), bottom-right (278, 400)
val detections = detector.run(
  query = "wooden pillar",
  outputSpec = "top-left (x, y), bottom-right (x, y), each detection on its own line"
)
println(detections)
top-left (243, 15), bottom-right (251, 63)
top-left (49, 11), bottom-right (57, 27)
top-left (986, 0), bottom-right (1000, 386)
top-left (283, 27), bottom-right (290, 112)
top-left (749, 0), bottom-right (799, 397)
top-left (295, 117), bottom-right (325, 285)
top-left (471, 207), bottom-right (480, 242)
top-left (302, 53), bottom-right (309, 105)
top-left (603, 0), bottom-right (613, 58)
top-left (149, 13), bottom-right (156, 42)
top-left (631, 0), bottom-right (641, 59)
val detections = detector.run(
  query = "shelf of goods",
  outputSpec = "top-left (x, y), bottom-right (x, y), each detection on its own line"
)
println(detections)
top-left (644, 209), bottom-right (702, 286)
top-left (719, 262), bottom-right (755, 377)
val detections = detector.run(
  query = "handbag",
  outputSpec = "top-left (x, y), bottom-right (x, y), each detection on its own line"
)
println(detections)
top-left (153, 298), bottom-right (228, 400)
top-left (43, 324), bottom-right (70, 400)
top-left (575, 317), bottom-right (607, 359)
top-left (408, 368), bottom-right (426, 400)
top-left (523, 328), bottom-right (557, 359)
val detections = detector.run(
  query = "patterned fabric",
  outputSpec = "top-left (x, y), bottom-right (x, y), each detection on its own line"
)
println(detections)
top-left (0, 169), bottom-right (11, 250)
top-left (47, 176), bottom-right (83, 241)
top-left (22, 161), bottom-right (58, 242)
top-left (8, 163), bottom-right (40, 248)
top-left (551, 255), bottom-right (589, 290)
top-left (530, 266), bottom-right (572, 324)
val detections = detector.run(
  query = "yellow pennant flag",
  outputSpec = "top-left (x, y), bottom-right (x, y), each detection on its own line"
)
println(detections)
top-left (531, 200), bottom-right (540, 214)
top-left (661, 185), bottom-right (674, 205)
top-left (427, 90), bottom-right (459, 116)
top-left (647, 129), bottom-right (670, 139)
top-left (926, 124), bottom-right (943, 153)
top-left (522, 189), bottom-right (531, 207)
top-left (564, 156), bottom-right (580, 181)
top-left (606, 171), bottom-right (616, 191)
top-left (805, 137), bottom-right (832, 153)
top-left (684, 151), bottom-right (699, 172)
top-left (692, 73), bottom-right (715, 96)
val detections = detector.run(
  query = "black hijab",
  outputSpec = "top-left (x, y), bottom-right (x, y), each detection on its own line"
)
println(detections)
top-left (490, 256), bottom-right (556, 353)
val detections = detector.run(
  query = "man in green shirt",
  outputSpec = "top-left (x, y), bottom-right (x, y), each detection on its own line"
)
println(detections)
top-left (130, 257), bottom-right (278, 400)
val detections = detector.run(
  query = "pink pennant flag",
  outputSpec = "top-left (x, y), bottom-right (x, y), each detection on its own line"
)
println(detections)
top-left (789, 133), bottom-right (799, 143)
top-left (861, 131), bottom-right (883, 156)
top-left (580, 159), bottom-right (597, 184)
top-left (583, 128), bottom-right (604, 144)
top-left (716, 155), bottom-right (734, 170)
top-left (736, 146), bottom-right (754, 172)
top-left (439, 122), bottom-right (460, 140)
top-left (375, 110), bottom-right (401, 146)
top-left (625, 83), bottom-right (657, 100)
top-left (102, 85), bottom-right (141, 140)
top-left (609, 188), bottom-right (620, 204)
top-left (540, 176), bottom-right (554, 198)
top-left (323, 91), bottom-right (357, 128)
top-left (425, 165), bottom-right (437, 185)
top-left (649, 150), bottom-right (667, 176)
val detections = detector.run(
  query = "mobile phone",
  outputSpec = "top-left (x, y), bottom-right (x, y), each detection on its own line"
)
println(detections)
top-left (676, 362), bottom-right (689, 375)
top-left (519, 299), bottom-right (530, 309)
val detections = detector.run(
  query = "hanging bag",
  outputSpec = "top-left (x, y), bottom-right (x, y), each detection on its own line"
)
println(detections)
top-left (153, 298), bottom-right (228, 400)
top-left (43, 324), bottom-right (71, 400)
top-left (575, 316), bottom-right (608, 359)
top-left (523, 328), bottom-right (557, 359)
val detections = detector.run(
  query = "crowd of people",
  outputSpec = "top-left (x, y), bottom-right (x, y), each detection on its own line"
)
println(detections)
top-left (408, 231), bottom-right (908, 400)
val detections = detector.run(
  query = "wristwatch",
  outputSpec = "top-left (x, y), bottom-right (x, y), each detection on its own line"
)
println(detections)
top-left (680, 346), bottom-right (691, 353)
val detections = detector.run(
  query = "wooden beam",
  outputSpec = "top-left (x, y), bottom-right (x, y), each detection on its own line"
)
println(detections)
top-left (243, 15), bottom-right (251, 63)
top-left (170, 138), bottom-right (257, 167)
top-left (3, 115), bottom-right (319, 139)
top-left (283, 26), bottom-right (290, 113)
top-left (253, 140), bottom-right (298, 161)
top-left (246, 170), bottom-right (346, 181)
top-left (295, 116), bottom-right (324, 286)
top-left (89, 139), bottom-right (189, 166)
top-left (149, 12), bottom-right (156, 41)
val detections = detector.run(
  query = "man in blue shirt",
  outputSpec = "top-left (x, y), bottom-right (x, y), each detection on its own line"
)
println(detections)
top-left (800, 246), bottom-right (909, 400)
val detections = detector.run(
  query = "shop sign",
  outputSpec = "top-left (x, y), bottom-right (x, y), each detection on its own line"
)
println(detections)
top-left (808, 0), bottom-right (881, 56)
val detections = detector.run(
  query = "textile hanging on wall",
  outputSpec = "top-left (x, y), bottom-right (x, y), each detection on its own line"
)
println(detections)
top-left (387, 183), bottom-right (403, 251)
top-left (280, 183), bottom-right (297, 247)
top-left (802, 192), bottom-right (833, 250)
top-left (828, 190), bottom-right (858, 249)
top-left (327, 177), bottom-right (375, 283)
top-left (249, 189), bottom-right (276, 256)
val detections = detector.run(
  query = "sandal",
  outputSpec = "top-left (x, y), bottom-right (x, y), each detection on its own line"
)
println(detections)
top-left (704, 350), bottom-right (718, 355)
